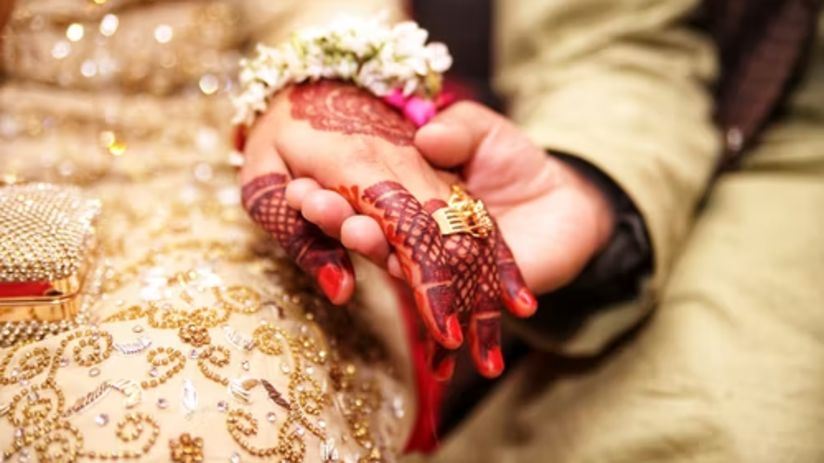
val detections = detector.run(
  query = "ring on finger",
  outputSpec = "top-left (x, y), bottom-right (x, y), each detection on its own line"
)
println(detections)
top-left (432, 185), bottom-right (493, 238)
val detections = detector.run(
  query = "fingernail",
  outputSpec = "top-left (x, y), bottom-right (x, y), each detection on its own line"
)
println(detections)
top-left (516, 288), bottom-right (538, 317)
top-left (317, 264), bottom-right (344, 304)
top-left (481, 347), bottom-right (504, 379)
top-left (446, 314), bottom-right (463, 347)
top-left (433, 357), bottom-right (456, 382)
top-left (232, 125), bottom-right (246, 152)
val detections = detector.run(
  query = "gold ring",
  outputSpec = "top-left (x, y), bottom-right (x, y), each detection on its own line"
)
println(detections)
top-left (432, 185), bottom-right (493, 238)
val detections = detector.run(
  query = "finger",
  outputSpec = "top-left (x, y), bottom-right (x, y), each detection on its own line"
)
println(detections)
top-left (493, 224), bottom-right (538, 318)
top-left (301, 189), bottom-right (356, 239)
top-left (274, 82), bottom-right (461, 346)
top-left (233, 125), bottom-right (248, 153)
top-left (230, 125), bottom-right (248, 171)
top-left (386, 254), bottom-right (403, 279)
top-left (340, 215), bottom-right (390, 265)
top-left (414, 101), bottom-right (504, 168)
top-left (428, 196), bottom-right (498, 378)
top-left (426, 339), bottom-right (457, 382)
top-left (285, 178), bottom-right (322, 209)
top-left (352, 181), bottom-right (463, 349)
top-left (240, 143), bottom-right (355, 305)
top-left (468, 292), bottom-right (505, 379)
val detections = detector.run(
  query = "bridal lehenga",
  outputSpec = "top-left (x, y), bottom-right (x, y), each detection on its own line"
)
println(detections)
top-left (0, 1), bottom-right (413, 461)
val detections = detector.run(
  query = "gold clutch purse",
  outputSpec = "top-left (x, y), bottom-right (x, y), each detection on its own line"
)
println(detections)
top-left (0, 183), bottom-right (101, 346)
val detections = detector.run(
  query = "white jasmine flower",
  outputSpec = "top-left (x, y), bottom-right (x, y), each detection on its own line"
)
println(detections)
top-left (256, 66), bottom-right (283, 87)
top-left (244, 82), bottom-right (268, 111)
top-left (425, 42), bottom-right (452, 73)
top-left (281, 46), bottom-right (304, 77)
top-left (392, 22), bottom-right (428, 54)
top-left (403, 55), bottom-right (429, 76)
top-left (238, 66), bottom-right (257, 85)
top-left (305, 55), bottom-right (326, 80)
top-left (340, 34), bottom-right (372, 58)
top-left (402, 79), bottom-right (419, 97)
top-left (334, 58), bottom-right (358, 79)
top-left (232, 16), bottom-right (453, 126)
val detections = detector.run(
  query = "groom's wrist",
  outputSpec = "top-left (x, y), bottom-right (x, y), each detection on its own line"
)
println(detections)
top-left (550, 151), bottom-right (652, 290)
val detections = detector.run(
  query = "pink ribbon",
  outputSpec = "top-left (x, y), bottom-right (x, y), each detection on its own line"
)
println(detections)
top-left (384, 88), bottom-right (456, 127)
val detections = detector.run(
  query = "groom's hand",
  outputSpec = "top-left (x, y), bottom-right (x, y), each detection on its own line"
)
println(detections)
top-left (283, 97), bottom-right (615, 300)
top-left (414, 101), bottom-right (616, 294)
top-left (240, 83), bottom-right (537, 378)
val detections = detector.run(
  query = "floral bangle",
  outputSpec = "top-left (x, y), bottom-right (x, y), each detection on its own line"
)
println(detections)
top-left (231, 16), bottom-right (453, 129)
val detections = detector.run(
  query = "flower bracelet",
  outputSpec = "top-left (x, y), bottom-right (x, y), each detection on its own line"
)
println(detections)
top-left (230, 16), bottom-right (455, 159)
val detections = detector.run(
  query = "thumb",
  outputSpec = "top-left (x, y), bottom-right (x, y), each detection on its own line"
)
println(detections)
top-left (414, 101), bottom-right (506, 168)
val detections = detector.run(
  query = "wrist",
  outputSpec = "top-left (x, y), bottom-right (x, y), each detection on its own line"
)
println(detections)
top-left (544, 153), bottom-right (616, 253)
top-left (549, 151), bottom-right (652, 289)
top-left (563, 158), bottom-right (617, 252)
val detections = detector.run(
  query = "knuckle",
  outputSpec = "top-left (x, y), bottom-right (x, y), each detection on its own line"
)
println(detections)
top-left (344, 138), bottom-right (385, 167)
top-left (486, 123), bottom-right (532, 154)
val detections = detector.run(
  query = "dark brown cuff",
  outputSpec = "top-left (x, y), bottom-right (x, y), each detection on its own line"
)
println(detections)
top-left (554, 152), bottom-right (652, 289)
top-left (510, 152), bottom-right (653, 347)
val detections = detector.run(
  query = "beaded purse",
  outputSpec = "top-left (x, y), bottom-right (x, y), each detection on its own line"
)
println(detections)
top-left (0, 183), bottom-right (101, 346)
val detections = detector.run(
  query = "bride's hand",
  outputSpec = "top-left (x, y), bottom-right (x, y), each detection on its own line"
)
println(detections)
top-left (239, 81), bottom-right (536, 378)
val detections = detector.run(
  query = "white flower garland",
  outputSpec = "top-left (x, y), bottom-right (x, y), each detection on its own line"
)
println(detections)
top-left (231, 16), bottom-right (453, 126)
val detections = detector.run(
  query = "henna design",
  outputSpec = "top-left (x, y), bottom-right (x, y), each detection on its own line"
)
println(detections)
top-left (494, 227), bottom-right (537, 317)
top-left (289, 81), bottom-right (416, 146)
top-left (355, 181), bottom-right (461, 348)
top-left (423, 199), bottom-right (504, 378)
top-left (467, 226), bottom-right (506, 377)
top-left (342, 183), bottom-right (535, 378)
top-left (242, 173), bottom-right (354, 303)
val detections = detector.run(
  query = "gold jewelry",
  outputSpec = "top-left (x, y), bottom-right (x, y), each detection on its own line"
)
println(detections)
top-left (178, 322), bottom-right (211, 347)
top-left (0, 183), bottom-right (100, 283)
top-left (169, 433), bottom-right (204, 463)
top-left (73, 331), bottom-right (114, 366)
top-left (226, 409), bottom-right (280, 458)
top-left (141, 347), bottom-right (186, 389)
top-left (432, 185), bottom-right (494, 238)
top-left (0, 344), bottom-right (51, 385)
top-left (0, 183), bottom-right (101, 346)
top-left (197, 345), bottom-right (231, 387)
top-left (253, 324), bottom-right (286, 356)
top-left (7, 378), bottom-right (65, 428)
top-left (214, 286), bottom-right (261, 314)
top-left (0, 236), bottom-right (399, 462)
top-left (78, 412), bottom-right (161, 460)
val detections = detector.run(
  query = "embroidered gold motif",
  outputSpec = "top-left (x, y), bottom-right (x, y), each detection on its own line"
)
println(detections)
top-left (169, 432), bottom-right (204, 463)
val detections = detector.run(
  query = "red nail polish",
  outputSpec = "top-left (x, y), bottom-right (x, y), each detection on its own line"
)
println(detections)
top-left (481, 347), bottom-right (504, 379)
top-left (516, 288), bottom-right (538, 316)
top-left (434, 357), bottom-right (456, 381)
top-left (232, 125), bottom-right (246, 152)
top-left (446, 314), bottom-right (463, 346)
top-left (317, 264), bottom-right (343, 303)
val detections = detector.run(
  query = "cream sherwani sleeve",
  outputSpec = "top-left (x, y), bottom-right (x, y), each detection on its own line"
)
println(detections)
top-left (495, 0), bottom-right (721, 354)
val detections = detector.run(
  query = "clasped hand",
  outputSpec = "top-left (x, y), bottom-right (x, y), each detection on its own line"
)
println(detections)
top-left (239, 82), bottom-right (614, 379)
